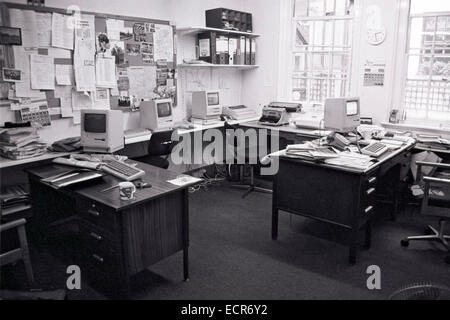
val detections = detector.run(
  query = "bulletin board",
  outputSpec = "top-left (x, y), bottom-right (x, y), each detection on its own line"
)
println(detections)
top-left (0, 2), bottom-right (177, 126)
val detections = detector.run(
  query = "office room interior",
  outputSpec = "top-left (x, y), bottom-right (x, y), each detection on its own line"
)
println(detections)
top-left (0, 0), bottom-right (449, 302)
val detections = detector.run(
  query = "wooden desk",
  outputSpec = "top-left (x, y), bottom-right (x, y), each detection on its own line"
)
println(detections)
top-left (26, 161), bottom-right (196, 297)
top-left (272, 142), bottom-right (415, 265)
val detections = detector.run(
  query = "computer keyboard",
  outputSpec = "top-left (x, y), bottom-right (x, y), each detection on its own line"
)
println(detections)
top-left (101, 160), bottom-right (145, 181)
top-left (361, 142), bottom-right (389, 157)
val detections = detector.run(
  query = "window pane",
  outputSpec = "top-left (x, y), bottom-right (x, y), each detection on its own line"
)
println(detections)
top-left (313, 21), bottom-right (325, 46)
top-left (309, 0), bottom-right (325, 17)
top-left (295, 21), bottom-right (311, 46)
top-left (294, 0), bottom-right (308, 17)
top-left (410, 0), bottom-right (450, 14)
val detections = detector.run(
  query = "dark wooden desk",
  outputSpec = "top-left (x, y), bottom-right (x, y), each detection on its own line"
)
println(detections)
top-left (26, 161), bottom-right (196, 297)
top-left (271, 142), bottom-right (415, 265)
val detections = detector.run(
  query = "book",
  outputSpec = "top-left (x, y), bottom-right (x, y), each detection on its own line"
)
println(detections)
top-left (41, 169), bottom-right (104, 188)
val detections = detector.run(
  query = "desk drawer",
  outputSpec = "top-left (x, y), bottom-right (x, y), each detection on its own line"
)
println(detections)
top-left (81, 247), bottom-right (122, 275)
top-left (77, 201), bottom-right (118, 233)
top-left (79, 220), bottom-right (121, 257)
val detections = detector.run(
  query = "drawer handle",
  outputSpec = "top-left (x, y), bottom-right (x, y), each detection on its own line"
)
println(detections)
top-left (88, 208), bottom-right (100, 217)
top-left (92, 254), bottom-right (104, 263)
top-left (365, 206), bottom-right (374, 214)
top-left (368, 177), bottom-right (377, 184)
top-left (89, 232), bottom-right (103, 241)
top-left (366, 188), bottom-right (376, 195)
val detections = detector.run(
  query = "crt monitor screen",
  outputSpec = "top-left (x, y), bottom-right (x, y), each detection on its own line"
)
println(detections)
top-left (157, 102), bottom-right (172, 118)
top-left (84, 113), bottom-right (106, 133)
top-left (207, 92), bottom-right (219, 106)
top-left (346, 100), bottom-right (359, 116)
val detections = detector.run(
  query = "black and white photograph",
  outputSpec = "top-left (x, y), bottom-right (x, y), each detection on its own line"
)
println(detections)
top-left (2, 68), bottom-right (22, 82)
top-left (0, 26), bottom-right (22, 45)
top-left (1, 0), bottom-right (450, 310)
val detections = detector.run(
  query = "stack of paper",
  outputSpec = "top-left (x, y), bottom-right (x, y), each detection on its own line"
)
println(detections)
top-left (285, 142), bottom-right (339, 160)
top-left (0, 127), bottom-right (47, 160)
top-left (1, 184), bottom-right (30, 211)
top-left (325, 151), bottom-right (374, 170)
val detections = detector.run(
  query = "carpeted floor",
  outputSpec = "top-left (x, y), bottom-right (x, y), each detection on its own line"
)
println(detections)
top-left (2, 182), bottom-right (449, 300)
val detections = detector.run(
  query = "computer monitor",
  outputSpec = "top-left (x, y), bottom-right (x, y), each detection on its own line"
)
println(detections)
top-left (324, 97), bottom-right (361, 132)
top-left (140, 98), bottom-right (174, 131)
top-left (191, 90), bottom-right (222, 119)
top-left (81, 109), bottom-right (124, 153)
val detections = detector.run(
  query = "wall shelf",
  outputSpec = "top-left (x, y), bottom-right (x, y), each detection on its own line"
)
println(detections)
top-left (177, 63), bottom-right (258, 70)
top-left (177, 26), bottom-right (260, 38)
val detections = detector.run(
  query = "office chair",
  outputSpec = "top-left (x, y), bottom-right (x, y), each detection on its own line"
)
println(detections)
top-left (400, 160), bottom-right (450, 264)
top-left (0, 218), bottom-right (35, 287)
top-left (224, 122), bottom-right (272, 198)
top-left (134, 130), bottom-right (174, 169)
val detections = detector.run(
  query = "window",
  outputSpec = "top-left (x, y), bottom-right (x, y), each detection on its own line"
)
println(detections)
top-left (402, 0), bottom-right (450, 123)
top-left (290, 0), bottom-right (354, 103)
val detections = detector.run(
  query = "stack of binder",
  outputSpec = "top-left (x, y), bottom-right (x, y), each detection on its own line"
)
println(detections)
top-left (198, 32), bottom-right (256, 66)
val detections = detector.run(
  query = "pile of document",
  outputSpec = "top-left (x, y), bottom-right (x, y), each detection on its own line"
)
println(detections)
top-left (281, 141), bottom-right (374, 170)
top-left (0, 184), bottom-right (30, 212)
top-left (415, 134), bottom-right (450, 151)
top-left (285, 142), bottom-right (339, 160)
top-left (0, 127), bottom-right (47, 160)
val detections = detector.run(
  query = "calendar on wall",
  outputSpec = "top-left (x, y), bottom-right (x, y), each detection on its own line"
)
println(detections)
top-left (363, 60), bottom-right (385, 87)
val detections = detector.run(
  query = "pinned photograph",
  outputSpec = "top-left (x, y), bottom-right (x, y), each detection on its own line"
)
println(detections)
top-left (142, 53), bottom-right (154, 65)
top-left (120, 27), bottom-right (133, 41)
top-left (110, 41), bottom-right (125, 65)
top-left (0, 26), bottom-right (22, 45)
top-left (118, 95), bottom-right (131, 107)
top-left (2, 68), bottom-right (22, 82)
top-left (96, 32), bottom-right (110, 54)
top-left (133, 23), bottom-right (145, 41)
top-left (140, 42), bottom-right (153, 54)
top-left (126, 43), bottom-right (141, 56)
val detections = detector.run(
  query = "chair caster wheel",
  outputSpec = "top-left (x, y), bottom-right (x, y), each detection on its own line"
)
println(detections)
top-left (184, 278), bottom-right (190, 282)
top-left (401, 239), bottom-right (409, 247)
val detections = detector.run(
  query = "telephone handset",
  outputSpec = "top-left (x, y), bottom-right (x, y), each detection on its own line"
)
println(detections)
top-left (327, 132), bottom-right (350, 150)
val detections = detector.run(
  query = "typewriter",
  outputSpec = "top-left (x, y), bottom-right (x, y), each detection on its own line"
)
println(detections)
top-left (258, 103), bottom-right (292, 126)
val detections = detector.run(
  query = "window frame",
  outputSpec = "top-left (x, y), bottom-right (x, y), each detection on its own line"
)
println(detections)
top-left (278, 0), bottom-right (355, 104)
top-left (392, 0), bottom-right (450, 127)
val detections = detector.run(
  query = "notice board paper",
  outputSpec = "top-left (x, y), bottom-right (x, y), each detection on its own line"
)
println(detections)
top-left (106, 19), bottom-right (124, 41)
top-left (51, 12), bottom-right (74, 50)
top-left (55, 65), bottom-right (73, 85)
top-left (93, 88), bottom-right (110, 109)
top-left (154, 24), bottom-right (173, 62)
top-left (30, 54), bottom-right (55, 90)
top-left (13, 47), bottom-right (44, 98)
top-left (9, 9), bottom-right (38, 48)
top-left (127, 66), bottom-right (156, 100)
top-left (74, 14), bottom-right (96, 92)
top-left (72, 91), bottom-right (93, 111)
top-left (37, 12), bottom-right (52, 48)
top-left (95, 56), bottom-right (116, 88)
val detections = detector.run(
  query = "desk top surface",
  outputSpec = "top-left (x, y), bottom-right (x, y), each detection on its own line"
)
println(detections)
top-left (239, 121), bottom-right (329, 137)
top-left (278, 140), bottom-right (416, 174)
top-left (0, 151), bottom-right (71, 169)
top-left (26, 161), bottom-right (196, 211)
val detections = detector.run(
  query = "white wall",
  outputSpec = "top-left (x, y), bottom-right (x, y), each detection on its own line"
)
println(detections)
top-left (351, 0), bottom-right (401, 124)
top-left (240, 0), bottom-right (282, 112)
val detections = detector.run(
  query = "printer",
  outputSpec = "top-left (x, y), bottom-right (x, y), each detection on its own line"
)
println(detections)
top-left (222, 105), bottom-right (258, 121)
top-left (294, 115), bottom-right (324, 129)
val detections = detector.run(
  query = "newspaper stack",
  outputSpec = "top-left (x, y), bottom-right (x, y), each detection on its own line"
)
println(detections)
top-left (0, 184), bottom-right (30, 211)
top-left (0, 127), bottom-right (47, 160)
top-left (285, 142), bottom-right (339, 160)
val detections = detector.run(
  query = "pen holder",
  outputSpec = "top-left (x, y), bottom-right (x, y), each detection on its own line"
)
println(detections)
top-left (119, 182), bottom-right (136, 200)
